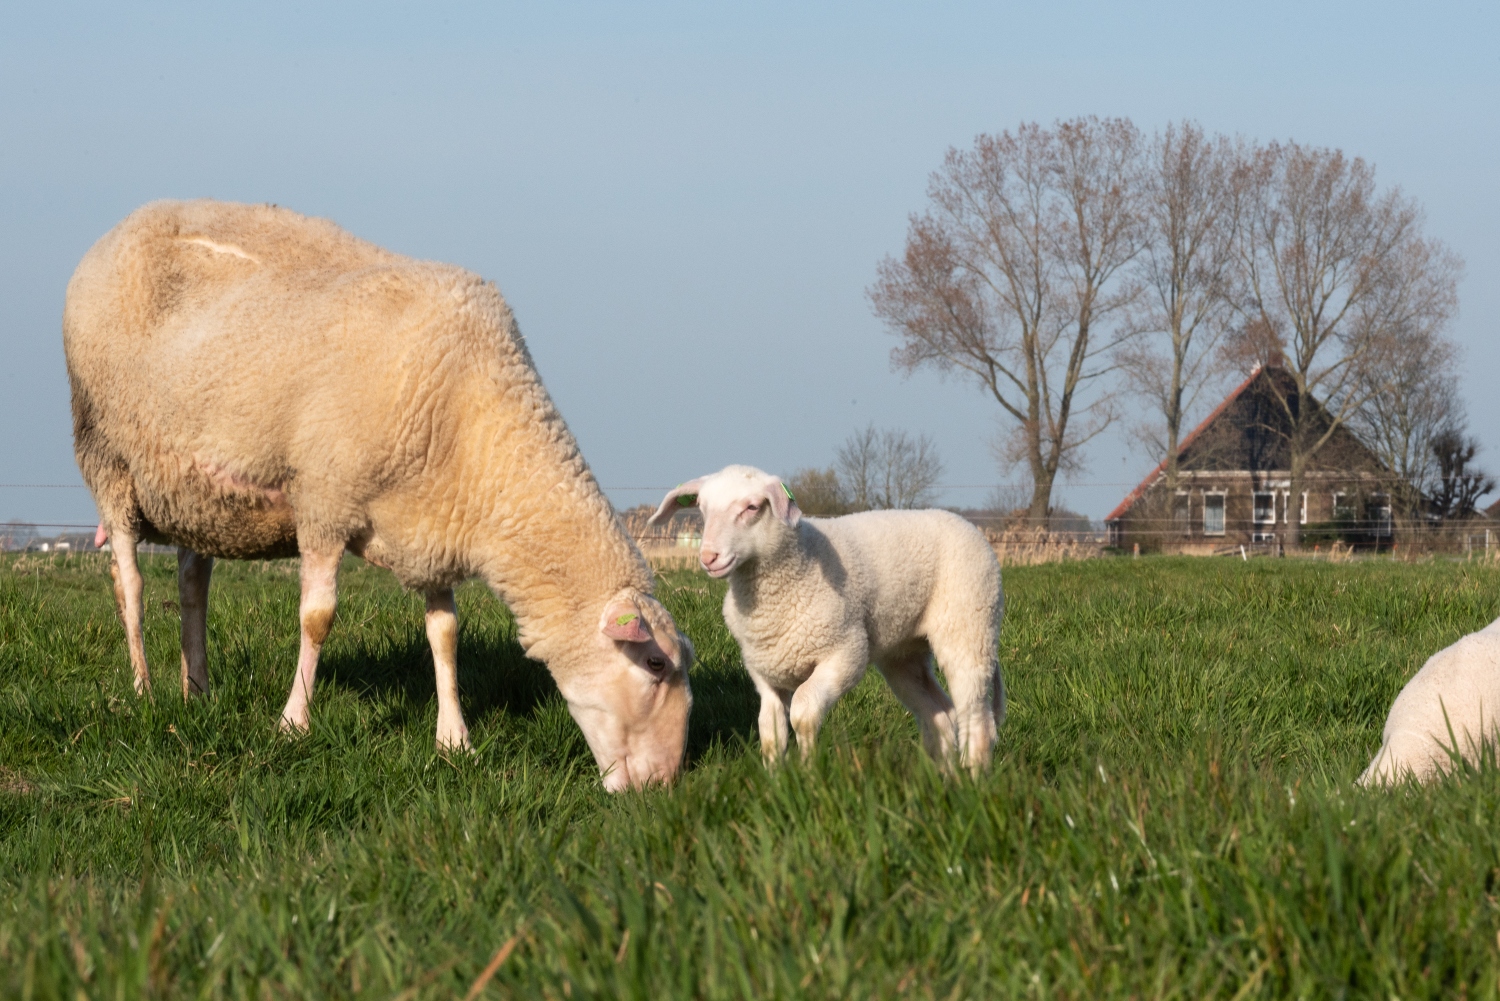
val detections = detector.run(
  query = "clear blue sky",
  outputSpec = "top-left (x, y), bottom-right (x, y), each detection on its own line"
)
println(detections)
top-left (3, 1), bottom-right (1496, 527)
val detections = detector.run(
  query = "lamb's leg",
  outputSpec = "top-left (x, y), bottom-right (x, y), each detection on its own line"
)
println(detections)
top-left (788, 644), bottom-right (869, 760)
top-left (426, 588), bottom-right (471, 753)
top-left (109, 528), bottom-right (151, 696)
top-left (177, 547), bottom-right (214, 698)
top-left (928, 634), bottom-right (1003, 774)
top-left (875, 642), bottom-right (959, 766)
top-left (750, 673), bottom-right (794, 764)
top-left (278, 547), bottom-right (342, 734)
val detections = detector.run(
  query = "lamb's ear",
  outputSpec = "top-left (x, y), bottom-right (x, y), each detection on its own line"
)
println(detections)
top-left (600, 597), bottom-right (653, 643)
top-left (648, 478), bottom-right (706, 526)
top-left (766, 478), bottom-right (802, 528)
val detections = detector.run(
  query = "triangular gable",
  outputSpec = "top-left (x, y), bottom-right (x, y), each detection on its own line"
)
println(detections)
top-left (1103, 368), bottom-right (1264, 523)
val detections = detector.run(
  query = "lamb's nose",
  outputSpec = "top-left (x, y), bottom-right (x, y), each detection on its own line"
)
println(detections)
top-left (700, 548), bottom-right (719, 567)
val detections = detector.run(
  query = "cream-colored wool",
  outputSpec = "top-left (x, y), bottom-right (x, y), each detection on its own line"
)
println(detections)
top-left (651, 465), bottom-right (1005, 770)
top-left (64, 199), bottom-right (692, 791)
top-left (1358, 616), bottom-right (1500, 787)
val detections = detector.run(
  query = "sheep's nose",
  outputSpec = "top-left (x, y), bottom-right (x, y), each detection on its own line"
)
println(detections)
top-left (700, 547), bottom-right (719, 567)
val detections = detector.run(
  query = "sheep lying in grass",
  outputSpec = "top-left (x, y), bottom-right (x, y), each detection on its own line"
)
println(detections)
top-left (650, 465), bottom-right (1004, 771)
top-left (1358, 616), bottom-right (1500, 787)
top-left (64, 199), bottom-right (692, 791)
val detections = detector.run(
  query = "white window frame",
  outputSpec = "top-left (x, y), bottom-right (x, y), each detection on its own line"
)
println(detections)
top-left (1203, 492), bottom-right (1226, 537)
top-left (1252, 491), bottom-right (1276, 525)
top-left (1299, 491), bottom-right (1308, 525)
top-left (1332, 491), bottom-right (1351, 519)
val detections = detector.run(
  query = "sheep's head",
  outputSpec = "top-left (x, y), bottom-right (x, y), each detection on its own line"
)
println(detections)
top-left (554, 590), bottom-right (694, 792)
top-left (649, 465), bottom-right (801, 578)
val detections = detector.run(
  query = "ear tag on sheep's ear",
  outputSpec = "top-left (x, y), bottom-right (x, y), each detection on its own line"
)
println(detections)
top-left (782, 483), bottom-right (796, 503)
top-left (615, 613), bottom-right (638, 627)
top-left (677, 494), bottom-right (697, 507)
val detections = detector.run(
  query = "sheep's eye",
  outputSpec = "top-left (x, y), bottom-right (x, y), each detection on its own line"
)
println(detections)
top-left (646, 656), bottom-right (667, 671)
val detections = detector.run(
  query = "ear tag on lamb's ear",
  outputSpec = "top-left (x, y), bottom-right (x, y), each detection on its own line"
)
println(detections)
top-left (677, 494), bottom-right (697, 507)
top-left (782, 483), bottom-right (796, 503)
top-left (615, 613), bottom-right (638, 627)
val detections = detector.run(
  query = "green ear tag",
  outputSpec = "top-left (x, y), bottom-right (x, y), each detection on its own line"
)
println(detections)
top-left (677, 494), bottom-right (697, 507)
top-left (615, 613), bottom-right (638, 626)
top-left (782, 483), bottom-right (796, 503)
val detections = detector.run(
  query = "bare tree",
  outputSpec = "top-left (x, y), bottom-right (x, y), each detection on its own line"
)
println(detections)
top-left (1117, 122), bottom-right (1244, 486)
top-left (1430, 430), bottom-right (1495, 522)
top-left (1347, 327), bottom-right (1460, 520)
top-left (870, 117), bottom-right (1143, 525)
top-left (834, 425), bottom-right (944, 510)
top-left (784, 466), bottom-right (853, 517)
top-left (1234, 141), bottom-right (1462, 547)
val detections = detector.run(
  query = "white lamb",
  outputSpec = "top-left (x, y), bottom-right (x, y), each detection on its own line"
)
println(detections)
top-left (1358, 616), bottom-right (1500, 786)
top-left (650, 465), bottom-right (1005, 771)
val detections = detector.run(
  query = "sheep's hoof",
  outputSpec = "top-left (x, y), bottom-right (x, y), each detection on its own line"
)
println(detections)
top-left (436, 731), bottom-right (474, 756)
top-left (277, 714), bottom-right (310, 737)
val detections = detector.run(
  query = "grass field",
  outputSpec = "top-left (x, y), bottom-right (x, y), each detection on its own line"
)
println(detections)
top-left (3, 552), bottom-right (1500, 999)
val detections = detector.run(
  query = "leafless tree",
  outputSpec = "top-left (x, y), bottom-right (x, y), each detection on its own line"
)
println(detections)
top-left (834, 425), bottom-right (944, 510)
top-left (1233, 140), bottom-right (1462, 547)
top-left (1116, 122), bottom-right (1245, 486)
top-left (785, 466), bottom-right (853, 517)
top-left (1347, 327), bottom-right (1460, 519)
top-left (870, 117), bottom-right (1144, 525)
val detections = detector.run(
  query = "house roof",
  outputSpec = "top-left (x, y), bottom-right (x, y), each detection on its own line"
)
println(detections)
top-left (1103, 368), bottom-right (1263, 523)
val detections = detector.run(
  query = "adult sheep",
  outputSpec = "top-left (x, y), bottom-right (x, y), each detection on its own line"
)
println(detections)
top-left (649, 465), bottom-right (1004, 772)
top-left (1358, 616), bottom-right (1500, 787)
top-left (64, 199), bottom-right (692, 791)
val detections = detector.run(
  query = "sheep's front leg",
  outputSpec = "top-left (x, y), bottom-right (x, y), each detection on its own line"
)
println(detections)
top-left (426, 588), bottom-right (471, 753)
top-left (789, 644), bottom-right (869, 760)
top-left (177, 547), bottom-right (214, 698)
top-left (278, 547), bottom-right (342, 734)
top-left (109, 528), bottom-right (151, 696)
top-left (749, 673), bottom-right (793, 764)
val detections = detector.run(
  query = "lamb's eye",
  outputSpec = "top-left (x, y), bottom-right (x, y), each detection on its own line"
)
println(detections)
top-left (646, 656), bottom-right (667, 671)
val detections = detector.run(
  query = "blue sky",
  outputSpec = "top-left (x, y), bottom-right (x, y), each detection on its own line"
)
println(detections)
top-left (3, 1), bottom-right (1496, 526)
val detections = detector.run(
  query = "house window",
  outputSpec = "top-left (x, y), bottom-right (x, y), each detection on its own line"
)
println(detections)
top-left (1299, 491), bottom-right (1308, 525)
top-left (1333, 492), bottom-right (1352, 519)
top-left (1371, 493), bottom-right (1393, 537)
top-left (1172, 493), bottom-right (1190, 535)
top-left (1203, 494), bottom-right (1225, 536)
top-left (1253, 492), bottom-right (1275, 524)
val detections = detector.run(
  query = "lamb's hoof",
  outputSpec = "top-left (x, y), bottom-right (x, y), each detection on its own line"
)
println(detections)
top-left (132, 676), bottom-right (152, 698)
top-left (278, 714), bottom-right (310, 737)
top-left (436, 728), bottom-right (474, 755)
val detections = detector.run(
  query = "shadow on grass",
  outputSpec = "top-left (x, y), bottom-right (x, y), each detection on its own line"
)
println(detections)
top-left (315, 628), bottom-right (762, 766)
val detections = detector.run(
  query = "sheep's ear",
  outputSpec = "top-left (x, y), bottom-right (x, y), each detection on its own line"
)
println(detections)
top-left (648, 478), bottom-right (706, 526)
top-left (600, 598), bottom-right (653, 643)
top-left (766, 478), bottom-right (802, 528)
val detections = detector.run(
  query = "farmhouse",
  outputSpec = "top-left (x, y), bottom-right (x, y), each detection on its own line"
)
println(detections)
top-left (1105, 366), bottom-right (1394, 554)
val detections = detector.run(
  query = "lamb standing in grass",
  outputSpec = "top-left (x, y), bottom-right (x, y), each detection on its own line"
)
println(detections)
top-left (650, 465), bottom-right (1004, 770)
top-left (64, 199), bottom-right (692, 791)
top-left (1358, 616), bottom-right (1500, 787)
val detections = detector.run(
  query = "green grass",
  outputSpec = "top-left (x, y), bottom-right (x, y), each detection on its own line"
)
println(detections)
top-left (3, 552), bottom-right (1500, 999)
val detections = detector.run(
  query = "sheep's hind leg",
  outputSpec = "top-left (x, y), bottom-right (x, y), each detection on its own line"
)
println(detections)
top-left (788, 644), bottom-right (869, 760)
top-left (109, 527), bottom-right (151, 696)
top-left (426, 588), bottom-right (472, 753)
top-left (278, 546), bottom-right (343, 734)
top-left (750, 673), bottom-right (794, 764)
top-left (178, 547), bottom-right (214, 698)
top-left (875, 641), bottom-right (959, 767)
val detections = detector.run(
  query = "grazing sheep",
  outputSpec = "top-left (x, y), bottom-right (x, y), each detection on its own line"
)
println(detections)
top-left (649, 465), bottom-right (1004, 771)
top-left (1358, 616), bottom-right (1500, 787)
top-left (65, 199), bottom-right (692, 791)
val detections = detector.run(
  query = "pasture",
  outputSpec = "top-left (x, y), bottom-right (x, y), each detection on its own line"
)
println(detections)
top-left (2, 552), bottom-right (1500, 998)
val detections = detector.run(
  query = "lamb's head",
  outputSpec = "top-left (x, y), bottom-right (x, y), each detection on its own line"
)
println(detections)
top-left (649, 465), bottom-right (801, 578)
top-left (553, 590), bottom-right (694, 793)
